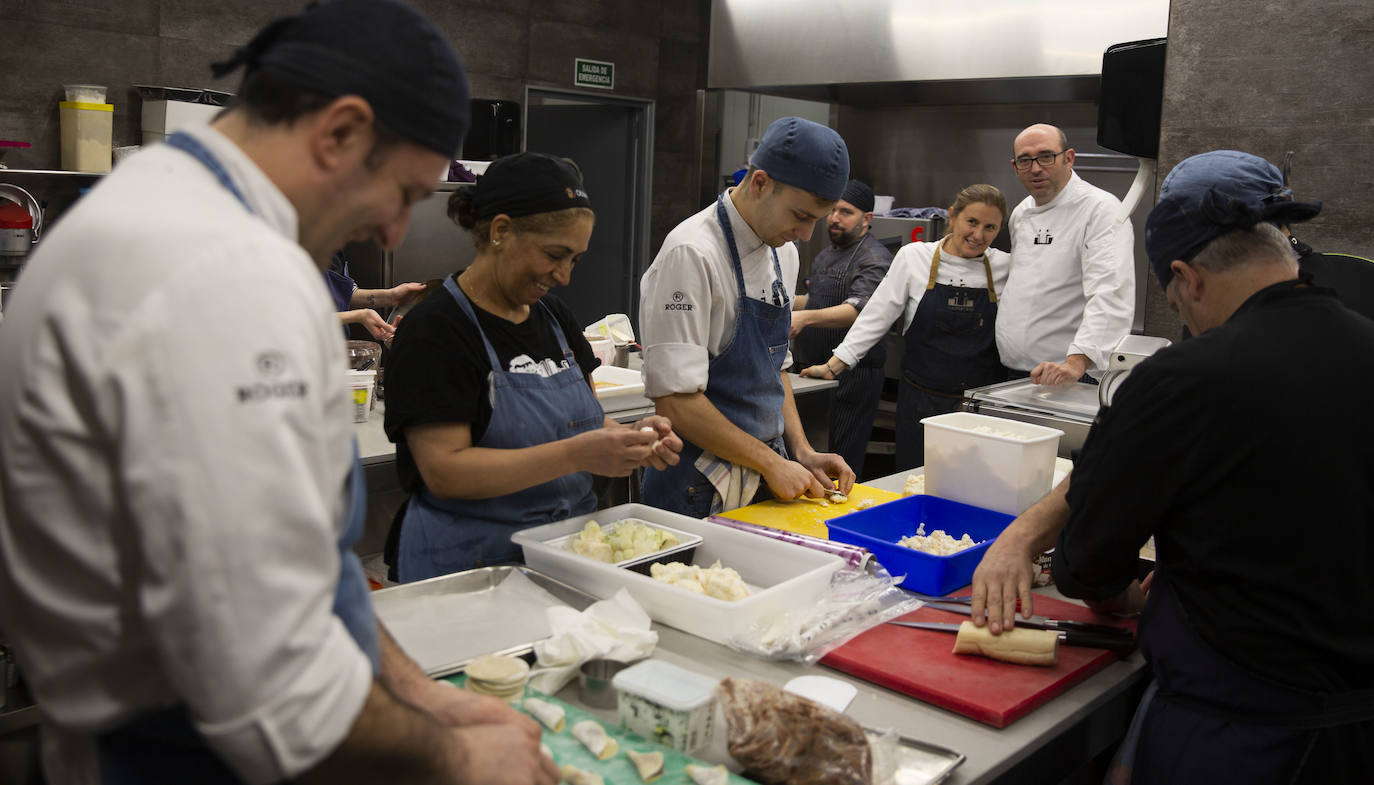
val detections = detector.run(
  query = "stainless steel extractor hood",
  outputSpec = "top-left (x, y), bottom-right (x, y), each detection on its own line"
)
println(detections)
top-left (708, 0), bottom-right (1170, 105)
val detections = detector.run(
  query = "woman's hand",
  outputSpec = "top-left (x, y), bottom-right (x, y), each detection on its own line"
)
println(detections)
top-left (338, 308), bottom-right (394, 340)
top-left (632, 415), bottom-right (683, 471)
top-left (799, 356), bottom-right (846, 380)
top-left (570, 426), bottom-right (659, 477)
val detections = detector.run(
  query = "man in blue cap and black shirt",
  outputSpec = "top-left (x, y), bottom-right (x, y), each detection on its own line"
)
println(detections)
top-left (0, 2), bottom-right (558, 784)
top-left (640, 116), bottom-right (856, 515)
top-left (970, 149), bottom-right (1374, 784)
top-left (789, 179), bottom-right (893, 478)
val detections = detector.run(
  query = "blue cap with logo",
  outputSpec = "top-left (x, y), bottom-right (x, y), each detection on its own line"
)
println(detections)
top-left (1145, 150), bottom-right (1321, 288)
top-left (749, 117), bottom-right (850, 202)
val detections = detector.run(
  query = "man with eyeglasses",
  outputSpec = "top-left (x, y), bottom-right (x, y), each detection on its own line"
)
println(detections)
top-left (995, 123), bottom-right (1135, 385)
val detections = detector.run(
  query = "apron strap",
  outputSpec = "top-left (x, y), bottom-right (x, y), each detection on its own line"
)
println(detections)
top-left (717, 192), bottom-right (787, 307)
top-left (926, 237), bottom-right (996, 303)
top-left (982, 254), bottom-right (998, 304)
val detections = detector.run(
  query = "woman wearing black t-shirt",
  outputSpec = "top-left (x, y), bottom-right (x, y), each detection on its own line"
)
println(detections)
top-left (384, 152), bottom-right (681, 581)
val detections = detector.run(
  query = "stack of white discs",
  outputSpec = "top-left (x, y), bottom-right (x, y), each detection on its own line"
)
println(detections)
top-left (464, 654), bottom-right (530, 700)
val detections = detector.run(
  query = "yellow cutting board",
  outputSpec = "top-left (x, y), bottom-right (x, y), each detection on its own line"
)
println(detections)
top-left (715, 483), bottom-right (901, 539)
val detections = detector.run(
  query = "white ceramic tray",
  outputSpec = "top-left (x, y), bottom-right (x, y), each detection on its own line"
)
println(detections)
top-left (591, 364), bottom-right (644, 399)
top-left (513, 503), bottom-right (845, 647)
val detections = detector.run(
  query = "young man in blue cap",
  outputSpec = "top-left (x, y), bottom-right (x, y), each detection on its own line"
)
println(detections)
top-left (970, 149), bottom-right (1374, 784)
top-left (639, 116), bottom-right (856, 515)
top-left (789, 179), bottom-right (893, 478)
top-left (0, 2), bottom-right (557, 784)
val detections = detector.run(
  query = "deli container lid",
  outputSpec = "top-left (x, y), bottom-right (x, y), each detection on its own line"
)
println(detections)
top-left (612, 658), bottom-right (719, 711)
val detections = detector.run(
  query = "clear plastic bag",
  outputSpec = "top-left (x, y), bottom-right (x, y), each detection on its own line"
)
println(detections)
top-left (715, 678), bottom-right (872, 785)
top-left (727, 563), bottom-right (921, 664)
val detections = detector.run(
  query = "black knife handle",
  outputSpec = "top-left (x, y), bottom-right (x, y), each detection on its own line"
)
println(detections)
top-left (1060, 629), bottom-right (1138, 651)
top-left (1046, 619), bottom-right (1135, 637)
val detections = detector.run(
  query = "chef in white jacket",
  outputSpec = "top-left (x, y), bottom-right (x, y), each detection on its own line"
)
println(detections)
top-left (995, 123), bottom-right (1135, 385)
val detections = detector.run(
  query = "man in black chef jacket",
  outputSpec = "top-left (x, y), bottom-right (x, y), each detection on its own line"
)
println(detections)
top-left (790, 179), bottom-right (893, 477)
top-left (975, 150), bottom-right (1374, 785)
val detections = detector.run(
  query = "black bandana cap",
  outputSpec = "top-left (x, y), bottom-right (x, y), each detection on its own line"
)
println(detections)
top-left (473, 152), bottom-right (592, 220)
top-left (841, 179), bottom-right (875, 213)
top-left (212, 0), bottom-right (471, 158)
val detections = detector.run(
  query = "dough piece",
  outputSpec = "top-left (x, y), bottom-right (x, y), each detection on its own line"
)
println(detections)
top-left (685, 764), bottom-right (729, 785)
top-left (523, 696), bottom-right (565, 733)
top-left (828, 492), bottom-right (848, 503)
top-left (951, 620), bottom-right (1059, 666)
top-left (902, 474), bottom-right (925, 496)
top-left (559, 764), bottom-right (605, 785)
top-left (540, 743), bottom-right (553, 760)
top-left (626, 749), bottom-right (665, 782)
top-left (466, 653), bottom-right (529, 684)
top-left (570, 719), bottom-right (618, 760)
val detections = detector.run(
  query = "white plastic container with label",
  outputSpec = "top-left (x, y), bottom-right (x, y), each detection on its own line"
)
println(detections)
top-left (346, 369), bottom-right (377, 423)
top-left (612, 658), bottom-right (718, 754)
top-left (921, 412), bottom-right (1063, 515)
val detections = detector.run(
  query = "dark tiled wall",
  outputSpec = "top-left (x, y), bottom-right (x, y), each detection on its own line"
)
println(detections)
top-left (1147, 0), bottom-right (1374, 339)
top-left (0, 0), bottom-right (711, 252)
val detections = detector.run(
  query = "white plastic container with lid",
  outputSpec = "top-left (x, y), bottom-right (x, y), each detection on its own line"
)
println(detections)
top-left (612, 658), bottom-right (719, 754)
top-left (921, 412), bottom-right (1063, 515)
top-left (60, 100), bottom-right (113, 173)
top-left (346, 369), bottom-right (377, 422)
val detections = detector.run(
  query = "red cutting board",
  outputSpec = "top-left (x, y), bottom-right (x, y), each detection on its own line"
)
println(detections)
top-left (821, 591), bottom-right (1138, 728)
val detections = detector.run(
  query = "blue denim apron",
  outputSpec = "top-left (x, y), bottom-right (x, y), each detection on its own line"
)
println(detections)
top-left (1108, 570), bottom-right (1374, 785)
top-left (641, 193), bottom-right (790, 518)
top-left (397, 276), bottom-right (602, 582)
top-left (896, 242), bottom-right (1003, 468)
top-left (91, 132), bottom-right (381, 783)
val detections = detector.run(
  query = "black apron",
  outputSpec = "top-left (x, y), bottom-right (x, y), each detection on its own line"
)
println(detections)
top-left (894, 242), bottom-right (1004, 469)
top-left (1124, 570), bottom-right (1374, 785)
top-left (901, 242), bottom-right (1003, 394)
top-left (793, 234), bottom-right (884, 369)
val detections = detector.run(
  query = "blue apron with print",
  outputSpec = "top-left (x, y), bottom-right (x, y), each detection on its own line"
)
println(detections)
top-left (396, 276), bottom-right (602, 582)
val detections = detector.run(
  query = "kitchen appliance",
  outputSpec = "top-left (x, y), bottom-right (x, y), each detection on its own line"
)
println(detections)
top-left (961, 379), bottom-right (1100, 458)
top-left (135, 86), bottom-right (232, 145)
top-left (869, 215), bottom-right (946, 255)
top-left (0, 184), bottom-right (42, 318)
top-left (1098, 334), bottom-right (1172, 406)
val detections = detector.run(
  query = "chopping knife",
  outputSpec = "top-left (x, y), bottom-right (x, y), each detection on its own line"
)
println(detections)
top-left (889, 619), bottom-right (1136, 652)
top-left (913, 597), bottom-right (1134, 639)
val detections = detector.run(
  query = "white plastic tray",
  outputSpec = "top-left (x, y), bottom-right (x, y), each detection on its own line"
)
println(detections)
top-left (541, 518), bottom-right (702, 570)
top-left (591, 364), bottom-right (644, 399)
top-left (513, 503), bottom-right (845, 646)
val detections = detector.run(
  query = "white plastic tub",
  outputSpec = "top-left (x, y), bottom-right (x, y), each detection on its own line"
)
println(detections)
top-left (921, 412), bottom-right (1063, 515)
top-left (612, 658), bottom-right (719, 753)
top-left (512, 503), bottom-right (844, 646)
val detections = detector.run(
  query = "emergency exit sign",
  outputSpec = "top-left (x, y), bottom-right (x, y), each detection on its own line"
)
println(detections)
top-left (574, 59), bottom-right (615, 90)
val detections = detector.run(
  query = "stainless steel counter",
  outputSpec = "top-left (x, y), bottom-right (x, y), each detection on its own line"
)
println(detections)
top-left (553, 469), bottom-right (1149, 785)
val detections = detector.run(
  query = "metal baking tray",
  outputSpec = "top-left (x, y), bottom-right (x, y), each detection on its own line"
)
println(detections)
top-left (371, 565), bottom-right (596, 677)
top-left (541, 518), bottom-right (702, 576)
top-left (867, 728), bottom-right (965, 785)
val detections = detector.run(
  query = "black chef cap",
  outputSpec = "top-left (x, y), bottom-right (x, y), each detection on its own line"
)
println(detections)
top-left (841, 179), bottom-right (875, 213)
top-left (474, 152), bottom-right (592, 220)
top-left (212, 0), bottom-right (471, 157)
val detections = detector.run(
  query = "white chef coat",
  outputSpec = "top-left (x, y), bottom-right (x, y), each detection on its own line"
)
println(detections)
top-left (639, 191), bottom-right (799, 399)
top-left (995, 172), bottom-right (1135, 373)
top-left (833, 240), bottom-right (1012, 368)
top-left (0, 124), bottom-right (370, 785)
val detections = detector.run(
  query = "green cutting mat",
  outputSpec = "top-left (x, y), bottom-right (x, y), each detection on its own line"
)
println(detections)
top-left (445, 675), bottom-right (755, 785)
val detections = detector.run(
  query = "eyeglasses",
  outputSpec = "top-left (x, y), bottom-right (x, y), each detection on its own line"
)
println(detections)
top-left (1012, 151), bottom-right (1066, 171)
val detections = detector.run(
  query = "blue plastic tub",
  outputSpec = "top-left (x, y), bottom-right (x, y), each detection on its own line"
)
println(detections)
top-left (828, 494), bottom-right (1015, 596)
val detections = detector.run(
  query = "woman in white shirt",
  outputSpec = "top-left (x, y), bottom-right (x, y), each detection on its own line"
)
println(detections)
top-left (801, 184), bottom-right (1010, 469)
